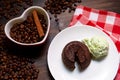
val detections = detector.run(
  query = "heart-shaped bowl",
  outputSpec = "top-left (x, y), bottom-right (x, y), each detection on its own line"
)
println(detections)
top-left (4, 6), bottom-right (50, 46)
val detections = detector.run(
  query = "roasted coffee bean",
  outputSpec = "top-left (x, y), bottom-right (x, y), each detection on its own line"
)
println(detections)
top-left (10, 13), bottom-right (47, 43)
top-left (0, 24), bottom-right (39, 79)
top-left (0, 0), bottom-right (33, 20)
top-left (44, 0), bottom-right (81, 15)
top-left (43, 0), bottom-right (81, 23)
top-left (0, 52), bottom-right (39, 80)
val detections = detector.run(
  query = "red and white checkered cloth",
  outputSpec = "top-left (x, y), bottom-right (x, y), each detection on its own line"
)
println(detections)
top-left (69, 5), bottom-right (120, 80)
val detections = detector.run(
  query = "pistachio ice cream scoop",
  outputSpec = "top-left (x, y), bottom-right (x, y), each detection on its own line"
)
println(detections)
top-left (82, 36), bottom-right (109, 59)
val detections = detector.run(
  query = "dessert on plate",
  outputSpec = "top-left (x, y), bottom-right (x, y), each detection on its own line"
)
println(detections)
top-left (62, 41), bottom-right (91, 70)
top-left (82, 36), bottom-right (109, 59)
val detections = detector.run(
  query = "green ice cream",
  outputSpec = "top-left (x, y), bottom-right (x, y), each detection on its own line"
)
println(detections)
top-left (82, 36), bottom-right (109, 59)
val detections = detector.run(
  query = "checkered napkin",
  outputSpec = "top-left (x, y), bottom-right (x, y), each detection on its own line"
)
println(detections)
top-left (69, 5), bottom-right (120, 80)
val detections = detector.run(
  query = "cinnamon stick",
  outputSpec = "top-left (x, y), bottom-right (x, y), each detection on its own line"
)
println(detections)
top-left (32, 10), bottom-right (44, 37)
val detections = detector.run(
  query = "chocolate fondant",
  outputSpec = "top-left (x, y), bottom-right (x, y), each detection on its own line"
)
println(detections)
top-left (62, 41), bottom-right (91, 70)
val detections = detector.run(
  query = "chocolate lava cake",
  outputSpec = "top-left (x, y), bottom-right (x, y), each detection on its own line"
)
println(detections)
top-left (62, 41), bottom-right (91, 70)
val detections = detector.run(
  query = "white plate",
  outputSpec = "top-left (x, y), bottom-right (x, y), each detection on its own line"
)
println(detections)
top-left (47, 25), bottom-right (119, 80)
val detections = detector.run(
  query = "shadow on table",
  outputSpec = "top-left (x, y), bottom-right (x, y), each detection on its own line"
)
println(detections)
top-left (4, 37), bottom-right (47, 59)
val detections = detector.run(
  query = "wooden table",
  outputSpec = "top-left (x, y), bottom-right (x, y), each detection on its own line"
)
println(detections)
top-left (1, 0), bottom-right (120, 80)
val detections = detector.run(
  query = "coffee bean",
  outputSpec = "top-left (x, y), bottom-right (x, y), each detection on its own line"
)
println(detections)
top-left (10, 13), bottom-right (47, 44)
top-left (43, 0), bottom-right (82, 22)
top-left (0, 24), bottom-right (39, 79)
top-left (0, 52), bottom-right (39, 79)
top-left (0, 0), bottom-right (39, 80)
top-left (0, 0), bottom-right (33, 20)
top-left (44, 0), bottom-right (81, 14)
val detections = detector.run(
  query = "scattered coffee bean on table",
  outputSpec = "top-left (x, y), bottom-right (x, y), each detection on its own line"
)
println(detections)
top-left (43, 0), bottom-right (81, 21)
top-left (10, 13), bottom-right (47, 44)
top-left (0, 51), bottom-right (39, 80)
top-left (0, 0), bottom-right (33, 20)
top-left (0, 25), bottom-right (39, 80)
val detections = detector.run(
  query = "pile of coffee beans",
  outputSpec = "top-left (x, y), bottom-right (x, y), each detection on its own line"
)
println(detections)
top-left (44, 0), bottom-right (81, 21)
top-left (0, 52), bottom-right (39, 80)
top-left (0, 24), bottom-right (39, 80)
top-left (10, 13), bottom-right (47, 43)
top-left (0, 0), bottom-right (33, 20)
top-left (0, 24), bottom-right (6, 51)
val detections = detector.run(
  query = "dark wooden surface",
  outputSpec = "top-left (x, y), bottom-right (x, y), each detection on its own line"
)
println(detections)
top-left (1, 0), bottom-right (120, 80)
top-left (33, 0), bottom-right (120, 80)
